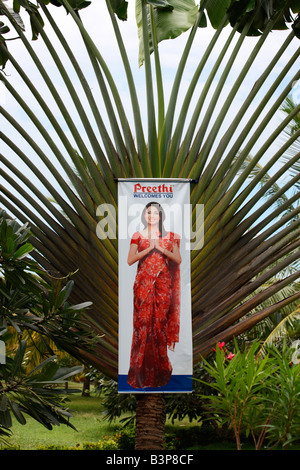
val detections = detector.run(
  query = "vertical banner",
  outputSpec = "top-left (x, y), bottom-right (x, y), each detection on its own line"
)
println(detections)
top-left (118, 179), bottom-right (193, 393)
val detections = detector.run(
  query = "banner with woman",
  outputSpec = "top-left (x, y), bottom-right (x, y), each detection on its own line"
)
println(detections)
top-left (118, 179), bottom-right (193, 393)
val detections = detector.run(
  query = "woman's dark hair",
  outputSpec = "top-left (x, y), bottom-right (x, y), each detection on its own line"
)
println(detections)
top-left (141, 202), bottom-right (167, 237)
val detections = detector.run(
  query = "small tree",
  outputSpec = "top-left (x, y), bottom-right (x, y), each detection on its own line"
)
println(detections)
top-left (0, 210), bottom-right (93, 444)
top-left (198, 341), bottom-right (300, 450)
top-left (1, 0), bottom-right (300, 448)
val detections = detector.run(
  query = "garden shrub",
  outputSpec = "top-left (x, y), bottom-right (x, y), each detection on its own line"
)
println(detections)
top-left (198, 340), bottom-right (300, 450)
top-left (115, 426), bottom-right (136, 450)
top-left (81, 436), bottom-right (119, 450)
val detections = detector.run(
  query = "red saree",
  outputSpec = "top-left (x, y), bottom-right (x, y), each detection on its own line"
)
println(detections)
top-left (127, 232), bottom-right (180, 389)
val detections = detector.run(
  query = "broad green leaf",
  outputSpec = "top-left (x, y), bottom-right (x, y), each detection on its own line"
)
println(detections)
top-left (47, 0), bottom-right (64, 7)
top-left (110, 0), bottom-right (129, 20)
top-left (27, 359), bottom-right (60, 383)
top-left (27, 355), bottom-right (57, 377)
top-left (293, 15), bottom-right (300, 38)
top-left (12, 242), bottom-right (33, 260)
top-left (7, 317), bottom-right (22, 334)
top-left (54, 279), bottom-right (74, 309)
top-left (51, 365), bottom-right (83, 382)
top-left (47, 0), bottom-right (91, 10)
top-left (0, 21), bottom-right (10, 34)
top-left (68, 0), bottom-right (91, 10)
top-left (11, 340), bottom-right (26, 376)
top-left (8, 399), bottom-right (27, 425)
top-left (202, 0), bottom-right (231, 29)
top-left (147, 0), bottom-right (173, 10)
top-left (67, 301), bottom-right (93, 311)
top-left (291, 0), bottom-right (300, 12)
top-left (0, 408), bottom-right (12, 428)
top-left (0, 395), bottom-right (8, 412)
top-left (4, 237), bottom-right (15, 256)
top-left (136, 0), bottom-right (198, 66)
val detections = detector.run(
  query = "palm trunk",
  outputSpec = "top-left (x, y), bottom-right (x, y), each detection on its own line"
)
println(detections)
top-left (135, 394), bottom-right (166, 450)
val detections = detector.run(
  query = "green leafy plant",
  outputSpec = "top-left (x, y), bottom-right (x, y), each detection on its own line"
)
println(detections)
top-left (0, 341), bottom-right (82, 445)
top-left (198, 341), bottom-right (300, 450)
top-left (0, 210), bottom-right (94, 443)
top-left (80, 436), bottom-right (119, 450)
top-left (0, 210), bottom-right (93, 356)
top-left (260, 344), bottom-right (300, 449)
top-left (197, 341), bottom-right (272, 449)
top-left (1, 0), bottom-right (300, 448)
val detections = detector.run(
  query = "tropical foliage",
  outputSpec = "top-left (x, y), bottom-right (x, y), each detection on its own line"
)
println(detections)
top-left (0, 210), bottom-right (93, 443)
top-left (0, 0), bottom-right (300, 385)
top-left (0, 210), bottom-right (93, 354)
top-left (253, 95), bottom-right (300, 349)
top-left (0, 341), bottom-right (82, 445)
top-left (199, 340), bottom-right (300, 450)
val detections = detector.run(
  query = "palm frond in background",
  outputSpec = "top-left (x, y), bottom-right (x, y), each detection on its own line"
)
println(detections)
top-left (0, 0), bottom-right (300, 378)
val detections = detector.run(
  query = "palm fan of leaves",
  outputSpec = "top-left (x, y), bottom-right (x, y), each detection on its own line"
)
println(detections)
top-left (0, 0), bottom-right (300, 378)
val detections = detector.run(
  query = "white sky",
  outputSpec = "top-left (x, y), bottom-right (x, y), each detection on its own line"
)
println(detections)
top-left (1, 1), bottom-right (299, 218)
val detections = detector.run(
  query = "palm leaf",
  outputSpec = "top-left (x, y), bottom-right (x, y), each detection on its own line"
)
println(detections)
top-left (0, 0), bottom-right (300, 378)
top-left (260, 304), bottom-right (300, 352)
top-left (136, 0), bottom-right (199, 66)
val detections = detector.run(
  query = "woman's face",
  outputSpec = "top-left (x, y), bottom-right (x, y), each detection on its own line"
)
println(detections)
top-left (145, 205), bottom-right (160, 226)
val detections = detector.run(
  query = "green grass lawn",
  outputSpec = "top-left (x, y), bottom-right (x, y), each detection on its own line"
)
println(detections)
top-left (3, 390), bottom-right (212, 450)
top-left (3, 394), bottom-right (122, 450)
top-left (2, 389), bottom-right (299, 451)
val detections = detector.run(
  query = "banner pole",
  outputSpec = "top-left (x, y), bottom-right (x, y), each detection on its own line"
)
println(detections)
top-left (114, 177), bottom-right (198, 183)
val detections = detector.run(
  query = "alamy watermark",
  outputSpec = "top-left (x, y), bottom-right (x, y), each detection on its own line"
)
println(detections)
top-left (0, 340), bottom-right (5, 365)
top-left (291, 340), bottom-right (300, 365)
top-left (95, 199), bottom-right (205, 250)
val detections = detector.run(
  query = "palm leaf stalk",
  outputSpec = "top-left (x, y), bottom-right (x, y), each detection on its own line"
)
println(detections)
top-left (141, 0), bottom-right (160, 174)
top-left (103, 0), bottom-right (146, 175)
top-left (31, 12), bottom-right (128, 181)
top-left (149, 4), bottom-right (165, 137)
top-left (165, 17), bottom-right (237, 177)
top-left (252, 93), bottom-right (300, 354)
top-left (158, 1), bottom-right (211, 162)
top-left (260, 304), bottom-right (300, 353)
top-left (177, 9), bottom-right (292, 182)
top-left (193, 119), bottom-right (300, 283)
top-left (191, 36), bottom-right (298, 201)
top-left (0, 0), bottom-right (300, 385)
top-left (54, 0), bottom-right (150, 177)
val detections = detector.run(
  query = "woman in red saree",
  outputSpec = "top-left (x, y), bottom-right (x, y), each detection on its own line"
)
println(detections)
top-left (127, 202), bottom-right (181, 389)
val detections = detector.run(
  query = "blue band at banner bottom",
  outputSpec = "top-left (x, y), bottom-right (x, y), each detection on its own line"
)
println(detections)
top-left (118, 375), bottom-right (193, 393)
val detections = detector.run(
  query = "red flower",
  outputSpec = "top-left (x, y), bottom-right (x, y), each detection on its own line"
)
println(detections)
top-left (218, 341), bottom-right (226, 350)
top-left (227, 352), bottom-right (235, 361)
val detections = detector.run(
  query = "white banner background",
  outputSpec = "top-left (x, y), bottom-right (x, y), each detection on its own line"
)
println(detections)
top-left (118, 179), bottom-right (192, 393)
